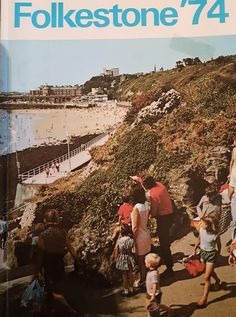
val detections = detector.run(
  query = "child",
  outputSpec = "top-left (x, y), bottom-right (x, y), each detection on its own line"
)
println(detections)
top-left (196, 183), bottom-right (222, 219)
top-left (106, 194), bottom-right (133, 247)
top-left (192, 216), bottom-right (221, 307)
top-left (117, 194), bottom-right (133, 226)
top-left (145, 253), bottom-right (172, 317)
top-left (115, 225), bottom-right (135, 296)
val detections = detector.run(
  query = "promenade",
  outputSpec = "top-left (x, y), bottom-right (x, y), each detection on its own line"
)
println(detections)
top-left (22, 134), bottom-right (109, 185)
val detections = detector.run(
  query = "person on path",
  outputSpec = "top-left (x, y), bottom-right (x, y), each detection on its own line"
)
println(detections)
top-left (228, 139), bottom-right (236, 239)
top-left (143, 176), bottom-right (174, 278)
top-left (38, 209), bottom-right (78, 315)
top-left (131, 185), bottom-right (151, 288)
top-left (145, 253), bottom-right (172, 317)
top-left (45, 167), bottom-right (49, 178)
top-left (192, 216), bottom-right (221, 307)
top-left (56, 162), bottom-right (60, 172)
top-left (115, 225), bottom-right (135, 296)
top-left (51, 163), bottom-right (56, 174)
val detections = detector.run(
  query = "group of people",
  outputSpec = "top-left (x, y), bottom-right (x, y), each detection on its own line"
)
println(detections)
top-left (45, 162), bottom-right (60, 177)
top-left (113, 166), bottom-right (236, 314)
top-left (113, 176), bottom-right (175, 316)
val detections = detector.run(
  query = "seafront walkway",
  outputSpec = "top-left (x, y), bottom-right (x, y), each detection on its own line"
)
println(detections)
top-left (20, 133), bottom-right (109, 185)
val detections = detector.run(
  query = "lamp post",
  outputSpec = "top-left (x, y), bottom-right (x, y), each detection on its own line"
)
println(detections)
top-left (10, 127), bottom-right (21, 180)
top-left (15, 146), bottom-right (20, 179)
top-left (64, 105), bottom-right (71, 172)
top-left (66, 131), bottom-right (71, 172)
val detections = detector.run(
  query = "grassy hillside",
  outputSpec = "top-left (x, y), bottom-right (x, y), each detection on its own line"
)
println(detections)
top-left (33, 55), bottom-right (236, 279)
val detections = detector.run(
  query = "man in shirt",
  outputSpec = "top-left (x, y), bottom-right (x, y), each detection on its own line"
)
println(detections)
top-left (143, 176), bottom-right (174, 278)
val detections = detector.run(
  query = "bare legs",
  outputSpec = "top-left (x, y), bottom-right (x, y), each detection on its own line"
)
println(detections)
top-left (137, 255), bottom-right (147, 284)
top-left (198, 263), bottom-right (220, 306)
top-left (52, 292), bottom-right (78, 314)
top-left (122, 269), bottom-right (134, 291)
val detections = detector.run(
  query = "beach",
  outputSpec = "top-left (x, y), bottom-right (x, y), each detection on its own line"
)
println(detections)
top-left (0, 102), bottom-right (128, 155)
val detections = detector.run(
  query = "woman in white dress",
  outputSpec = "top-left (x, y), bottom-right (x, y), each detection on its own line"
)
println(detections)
top-left (229, 139), bottom-right (236, 239)
top-left (131, 185), bottom-right (151, 287)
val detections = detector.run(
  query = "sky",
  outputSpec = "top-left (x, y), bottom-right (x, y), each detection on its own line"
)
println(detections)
top-left (1, 35), bottom-right (236, 92)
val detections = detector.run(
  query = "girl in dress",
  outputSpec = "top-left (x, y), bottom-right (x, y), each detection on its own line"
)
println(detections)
top-left (115, 225), bottom-right (136, 296)
top-left (192, 216), bottom-right (221, 307)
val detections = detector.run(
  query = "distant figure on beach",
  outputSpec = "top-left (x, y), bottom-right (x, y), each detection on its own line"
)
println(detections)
top-left (143, 176), bottom-right (174, 278)
top-left (45, 167), bottom-right (49, 178)
top-left (56, 162), bottom-right (60, 172)
top-left (115, 225), bottom-right (135, 297)
top-left (131, 185), bottom-right (151, 288)
top-left (38, 209), bottom-right (77, 315)
top-left (192, 216), bottom-right (221, 307)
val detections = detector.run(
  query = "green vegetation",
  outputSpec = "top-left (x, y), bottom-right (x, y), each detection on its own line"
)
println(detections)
top-left (36, 55), bottom-right (236, 244)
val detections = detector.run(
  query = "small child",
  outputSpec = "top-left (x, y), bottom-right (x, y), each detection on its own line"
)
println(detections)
top-left (193, 216), bottom-right (221, 307)
top-left (145, 253), bottom-right (172, 317)
top-left (106, 194), bottom-right (133, 248)
top-left (115, 225), bottom-right (135, 296)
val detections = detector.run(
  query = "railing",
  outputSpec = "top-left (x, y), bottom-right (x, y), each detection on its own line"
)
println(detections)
top-left (7, 203), bottom-right (31, 220)
top-left (19, 132), bottom-right (107, 182)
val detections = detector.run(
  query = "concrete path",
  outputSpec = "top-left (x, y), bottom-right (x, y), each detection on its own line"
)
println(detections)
top-left (23, 134), bottom-right (109, 185)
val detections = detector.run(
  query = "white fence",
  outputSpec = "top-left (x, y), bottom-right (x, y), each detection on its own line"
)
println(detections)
top-left (19, 133), bottom-right (106, 182)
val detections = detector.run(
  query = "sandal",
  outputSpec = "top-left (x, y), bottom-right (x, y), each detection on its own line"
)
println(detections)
top-left (197, 298), bottom-right (207, 308)
top-left (212, 281), bottom-right (221, 291)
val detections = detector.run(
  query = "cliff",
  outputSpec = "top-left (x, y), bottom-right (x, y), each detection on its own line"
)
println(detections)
top-left (9, 55), bottom-right (236, 281)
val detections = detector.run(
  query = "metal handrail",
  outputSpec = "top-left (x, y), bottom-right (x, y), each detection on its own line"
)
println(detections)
top-left (19, 132), bottom-right (107, 181)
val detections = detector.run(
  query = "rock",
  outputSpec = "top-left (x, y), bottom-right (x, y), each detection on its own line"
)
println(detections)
top-left (133, 89), bottom-right (182, 126)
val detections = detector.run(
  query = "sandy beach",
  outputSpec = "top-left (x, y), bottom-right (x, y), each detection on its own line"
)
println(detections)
top-left (1, 102), bottom-right (128, 154)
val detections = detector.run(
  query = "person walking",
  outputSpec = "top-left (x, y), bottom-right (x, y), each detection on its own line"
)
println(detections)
top-left (143, 176), bottom-right (174, 278)
top-left (56, 162), bottom-right (60, 172)
top-left (192, 216), bottom-right (221, 307)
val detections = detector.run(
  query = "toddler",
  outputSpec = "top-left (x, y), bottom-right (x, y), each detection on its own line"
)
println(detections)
top-left (145, 253), bottom-right (172, 317)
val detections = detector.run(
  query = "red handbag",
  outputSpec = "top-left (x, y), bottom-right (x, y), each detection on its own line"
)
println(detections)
top-left (183, 257), bottom-right (205, 277)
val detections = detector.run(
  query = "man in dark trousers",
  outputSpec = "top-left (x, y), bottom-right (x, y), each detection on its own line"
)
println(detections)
top-left (143, 176), bottom-right (174, 278)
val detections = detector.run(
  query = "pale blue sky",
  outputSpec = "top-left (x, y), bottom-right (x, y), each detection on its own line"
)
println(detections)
top-left (1, 35), bottom-right (236, 92)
